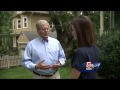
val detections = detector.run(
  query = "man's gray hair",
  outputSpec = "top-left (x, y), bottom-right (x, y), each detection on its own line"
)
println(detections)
top-left (36, 20), bottom-right (50, 30)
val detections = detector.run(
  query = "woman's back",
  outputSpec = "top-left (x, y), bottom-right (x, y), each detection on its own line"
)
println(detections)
top-left (69, 15), bottom-right (100, 79)
top-left (71, 44), bottom-right (99, 79)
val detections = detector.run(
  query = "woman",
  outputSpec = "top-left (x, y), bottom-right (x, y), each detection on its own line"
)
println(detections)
top-left (69, 15), bottom-right (100, 79)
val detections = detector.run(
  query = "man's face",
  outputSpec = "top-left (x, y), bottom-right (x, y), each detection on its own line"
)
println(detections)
top-left (37, 24), bottom-right (49, 40)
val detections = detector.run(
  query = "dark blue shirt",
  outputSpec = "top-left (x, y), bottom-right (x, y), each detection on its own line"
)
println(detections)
top-left (71, 44), bottom-right (99, 79)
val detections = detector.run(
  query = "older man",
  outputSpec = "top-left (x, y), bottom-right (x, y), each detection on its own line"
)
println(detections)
top-left (22, 20), bottom-right (66, 79)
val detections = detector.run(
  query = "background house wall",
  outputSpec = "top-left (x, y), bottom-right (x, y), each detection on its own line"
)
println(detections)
top-left (11, 11), bottom-right (49, 48)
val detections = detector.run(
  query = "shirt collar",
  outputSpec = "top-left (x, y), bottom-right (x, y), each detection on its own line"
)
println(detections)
top-left (38, 36), bottom-right (49, 43)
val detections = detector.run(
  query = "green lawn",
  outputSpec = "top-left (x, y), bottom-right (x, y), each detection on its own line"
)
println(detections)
top-left (0, 66), bottom-right (71, 79)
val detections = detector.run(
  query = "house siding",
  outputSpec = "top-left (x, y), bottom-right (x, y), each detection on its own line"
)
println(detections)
top-left (12, 11), bottom-right (49, 50)
top-left (31, 14), bottom-right (49, 31)
top-left (17, 33), bottom-right (29, 43)
top-left (12, 12), bottom-right (49, 34)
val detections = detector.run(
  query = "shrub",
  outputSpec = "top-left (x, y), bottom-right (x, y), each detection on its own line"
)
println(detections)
top-left (96, 31), bottom-right (120, 79)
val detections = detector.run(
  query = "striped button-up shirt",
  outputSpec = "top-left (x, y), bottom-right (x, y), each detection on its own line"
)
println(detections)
top-left (22, 36), bottom-right (66, 75)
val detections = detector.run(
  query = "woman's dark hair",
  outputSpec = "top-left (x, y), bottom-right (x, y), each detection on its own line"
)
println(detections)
top-left (71, 15), bottom-right (95, 47)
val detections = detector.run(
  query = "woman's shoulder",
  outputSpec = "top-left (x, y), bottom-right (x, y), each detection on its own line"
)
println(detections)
top-left (73, 48), bottom-right (86, 58)
top-left (75, 46), bottom-right (88, 54)
top-left (75, 44), bottom-right (99, 54)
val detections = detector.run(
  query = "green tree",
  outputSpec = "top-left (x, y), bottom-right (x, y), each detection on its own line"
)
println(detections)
top-left (0, 11), bottom-right (15, 54)
top-left (49, 11), bottom-right (110, 58)
top-left (84, 11), bottom-right (110, 33)
top-left (0, 11), bottom-right (14, 34)
top-left (88, 11), bottom-right (100, 33)
top-left (104, 11), bottom-right (110, 32)
top-left (49, 11), bottom-right (74, 58)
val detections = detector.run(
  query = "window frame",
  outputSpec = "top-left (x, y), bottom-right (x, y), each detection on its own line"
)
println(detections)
top-left (17, 19), bottom-right (21, 29)
top-left (23, 17), bottom-right (28, 28)
top-left (13, 20), bottom-right (15, 30)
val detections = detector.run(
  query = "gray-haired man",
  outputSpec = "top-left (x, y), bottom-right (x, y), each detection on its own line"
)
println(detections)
top-left (22, 20), bottom-right (66, 79)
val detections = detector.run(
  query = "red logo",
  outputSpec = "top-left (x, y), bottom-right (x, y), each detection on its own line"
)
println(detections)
top-left (86, 62), bottom-right (94, 70)
top-left (86, 62), bottom-right (92, 68)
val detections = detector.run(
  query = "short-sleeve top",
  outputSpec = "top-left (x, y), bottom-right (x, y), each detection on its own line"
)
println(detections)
top-left (71, 44), bottom-right (99, 79)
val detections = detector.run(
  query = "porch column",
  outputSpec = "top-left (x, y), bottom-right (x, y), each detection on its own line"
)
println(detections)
top-left (13, 35), bottom-right (16, 47)
top-left (100, 11), bottom-right (104, 36)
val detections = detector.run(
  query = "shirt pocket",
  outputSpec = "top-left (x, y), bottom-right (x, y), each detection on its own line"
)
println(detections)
top-left (32, 49), bottom-right (45, 63)
top-left (48, 48), bottom-right (58, 64)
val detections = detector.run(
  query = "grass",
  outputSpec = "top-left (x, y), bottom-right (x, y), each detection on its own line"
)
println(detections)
top-left (0, 66), bottom-right (71, 79)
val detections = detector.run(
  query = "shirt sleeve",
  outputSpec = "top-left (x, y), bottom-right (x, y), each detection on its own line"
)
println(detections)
top-left (70, 50), bottom-right (84, 72)
top-left (58, 41), bottom-right (66, 66)
top-left (22, 42), bottom-right (36, 71)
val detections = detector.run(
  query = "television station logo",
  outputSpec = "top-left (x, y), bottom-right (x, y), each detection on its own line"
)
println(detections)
top-left (86, 62), bottom-right (94, 70)
top-left (80, 61), bottom-right (101, 72)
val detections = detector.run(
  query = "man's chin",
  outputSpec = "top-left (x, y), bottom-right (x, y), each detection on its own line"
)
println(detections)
top-left (43, 36), bottom-right (48, 40)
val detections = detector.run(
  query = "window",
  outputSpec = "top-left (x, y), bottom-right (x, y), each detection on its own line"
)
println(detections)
top-left (50, 23), bottom-right (53, 28)
top-left (17, 19), bottom-right (21, 29)
top-left (13, 20), bottom-right (15, 30)
top-left (50, 22), bottom-right (54, 30)
top-left (48, 21), bottom-right (53, 29)
top-left (23, 17), bottom-right (28, 28)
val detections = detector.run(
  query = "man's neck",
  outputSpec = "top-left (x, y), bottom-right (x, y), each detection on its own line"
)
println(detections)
top-left (39, 36), bottom-right (48, 42)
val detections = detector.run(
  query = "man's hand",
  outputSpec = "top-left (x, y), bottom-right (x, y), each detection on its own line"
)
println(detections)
top-left (35, 60), bottom-right (51, 70)
top-left (51, 60), bottom-right (61, 69)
